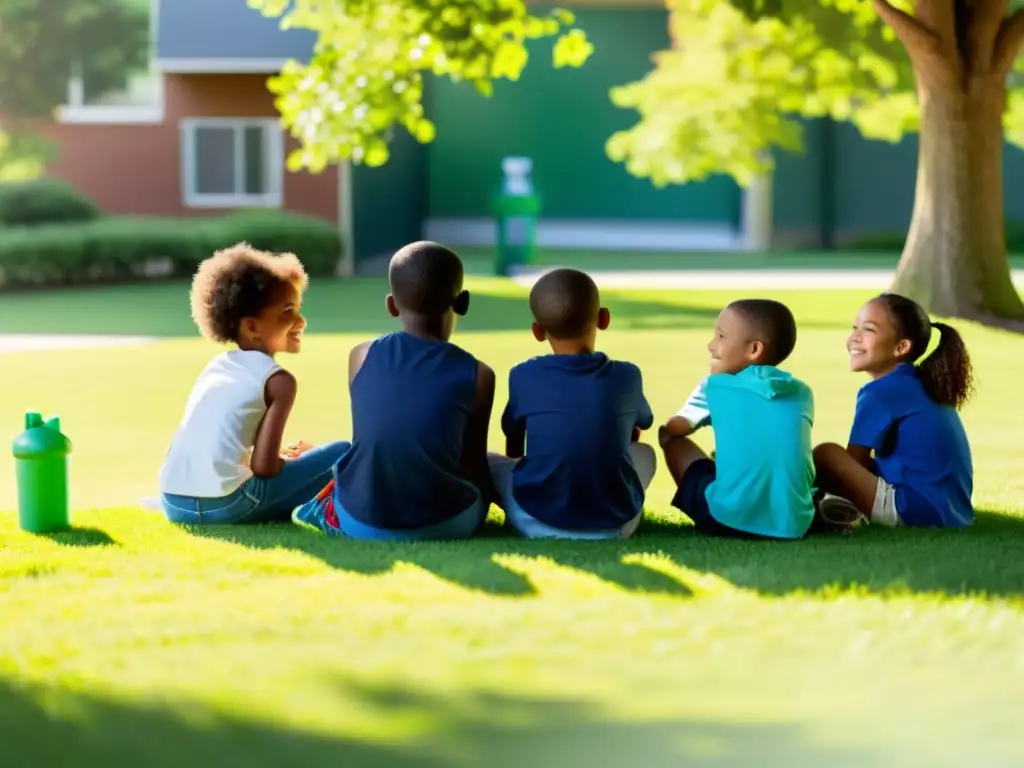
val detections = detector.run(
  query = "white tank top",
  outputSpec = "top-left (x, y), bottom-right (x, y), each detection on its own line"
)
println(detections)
top-left (159, 350), bottom-right (282, 498)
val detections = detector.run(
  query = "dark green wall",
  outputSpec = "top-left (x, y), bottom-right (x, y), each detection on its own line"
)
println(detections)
top-left (831, 123), bottom-right (916, 237)
top-left (772, 120), bottom-right (830, 246)
top-left (774, 121), bottom-right (1024, 244)
top-left (424, 6), bottom-right (740, 224)
top-left (352, 129), bottom-right (427, 260)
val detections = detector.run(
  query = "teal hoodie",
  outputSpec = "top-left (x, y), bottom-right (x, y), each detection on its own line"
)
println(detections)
top-left (683, 365), bottom-right (815, 539)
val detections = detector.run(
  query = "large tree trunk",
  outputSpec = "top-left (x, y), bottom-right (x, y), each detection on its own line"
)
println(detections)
top-left (874, 0), bottom-right (1024, 326)
top-left (893, 70), bottom-right (1023, 319)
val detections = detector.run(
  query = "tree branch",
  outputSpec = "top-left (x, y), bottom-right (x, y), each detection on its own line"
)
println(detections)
top-left (994, 9), bottom-right (1024, 74)
top-left (871, 0), bottom-right (945, 58)
top-left (965, 0), bottom-right (1009, 76)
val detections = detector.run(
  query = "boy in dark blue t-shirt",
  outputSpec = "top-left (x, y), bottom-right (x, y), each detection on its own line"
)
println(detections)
top-left (489, 268), bottom-right (656, 539)
top-left (293, 241), bottom-right (496, 540)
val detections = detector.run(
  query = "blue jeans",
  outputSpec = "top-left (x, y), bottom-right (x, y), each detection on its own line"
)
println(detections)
top-left (332, 485), bottom-right (487, 541)
top-left (487, 446), bottom-right (655, 540)
top-left (162, 441), bottom-right (350, 525)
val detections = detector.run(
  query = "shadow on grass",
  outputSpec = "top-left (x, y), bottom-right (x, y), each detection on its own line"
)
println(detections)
top-left (188, 520), bottom-right (537, 597)
top-left (187, 518), bottom-right (693, 598)
top-left (38, 526), bottom-right (116, 548)
top-left (184, 507), bottom-right (1024, 600)
top-left (631, 509), bottom-right (1024, 599)
top-left (0, 675), bottom-right (896, 768)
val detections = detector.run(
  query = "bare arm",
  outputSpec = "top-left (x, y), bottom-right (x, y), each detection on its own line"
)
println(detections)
top-left (463, 361), bottom-right (496, 502)
top-left (250, 370), bottom-right (298, 478)
top-left (661, 377), bottom-right (710, 447)
top-left (348, 341), bottom-right (372, 388)
top-left (659, 415), bottom-right (694, 444)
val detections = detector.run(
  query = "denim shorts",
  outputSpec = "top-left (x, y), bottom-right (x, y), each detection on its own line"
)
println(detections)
top-left (162, 441), bottom-right (350, 525)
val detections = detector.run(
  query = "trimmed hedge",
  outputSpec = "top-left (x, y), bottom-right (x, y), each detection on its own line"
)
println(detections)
top-left (0, 179), bottom-right (101, 227)
top-left (214, 210), bottom-right (343, 275)
top-left (849, 220), bottom-right (1024, 252)
top-left (0, 210), bottom-right (343, 289)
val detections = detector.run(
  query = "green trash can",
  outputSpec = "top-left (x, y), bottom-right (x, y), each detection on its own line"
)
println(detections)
top-left (493, 157), bottom-right (541, 277)
top-left (13, 411), bottom-right (72, 533)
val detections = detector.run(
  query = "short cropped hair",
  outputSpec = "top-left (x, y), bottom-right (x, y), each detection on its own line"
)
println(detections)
top-left (388, 241), bottom-right (464, 314)
top-left (529, 268), bottom-right (600, 339)
top-left (190, 243), bottom-right (308, 343)
top-left (727, 298), bottom-right (797, 366)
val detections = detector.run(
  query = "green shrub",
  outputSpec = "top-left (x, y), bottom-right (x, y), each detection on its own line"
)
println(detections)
top-left (849, 221), bottom-right (1024, 253)
top-left (0, 211), bottom-right (343, 289)
top-left (0, 179), bottom-right (101, 227)
top-left (206, 210), bottom-right (342, 276)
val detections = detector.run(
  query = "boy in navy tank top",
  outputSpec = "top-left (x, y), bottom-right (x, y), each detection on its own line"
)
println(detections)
top-left (293, 241), bottom-right (496, 540)
top-left (488, 268), bottom-right (657, 539)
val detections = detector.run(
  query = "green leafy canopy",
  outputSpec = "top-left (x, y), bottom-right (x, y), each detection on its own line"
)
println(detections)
top-left (607, 0), bottom-right (923, 187)
top-left (248, 0), bottom-right (593, 171)
top-left (609, 0), bottom-right (1024, 187)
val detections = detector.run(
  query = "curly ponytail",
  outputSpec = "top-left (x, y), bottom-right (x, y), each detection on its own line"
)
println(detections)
top-left (874, 293), bottom-right (974, 410)
top-left (917, 322), bottom-right (974, 409)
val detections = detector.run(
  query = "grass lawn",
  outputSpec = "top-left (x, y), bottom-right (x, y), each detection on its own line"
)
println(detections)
top-left (2, 277), bottom-right (1024, 766)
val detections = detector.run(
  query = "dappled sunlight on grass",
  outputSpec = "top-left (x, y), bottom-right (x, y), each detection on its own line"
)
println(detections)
top-left (3, 283), bottom-right (1024, 763)
top-left (3, 505), bottom-right (1024, 763)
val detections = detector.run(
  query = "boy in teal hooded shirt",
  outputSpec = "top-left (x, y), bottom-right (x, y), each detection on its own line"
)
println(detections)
top-left (659, 299), bottom-right (816, 539)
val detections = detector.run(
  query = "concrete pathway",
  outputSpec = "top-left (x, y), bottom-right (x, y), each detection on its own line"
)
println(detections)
top-left (512, 267), bottom-right (1024, 290)
top-left (0, 334), bottom-right (155, 355)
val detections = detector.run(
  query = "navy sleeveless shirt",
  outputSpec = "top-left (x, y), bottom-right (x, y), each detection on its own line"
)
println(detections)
top-left (335, 332), bottom-right (480, 529)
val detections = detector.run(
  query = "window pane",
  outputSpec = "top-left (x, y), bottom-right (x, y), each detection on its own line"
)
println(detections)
top-left (194, 127), bottom-right (236, 195)
top-left (243, 126), bottom-right (267, 195)
top-left (79, 0), bottom-right (159, 108)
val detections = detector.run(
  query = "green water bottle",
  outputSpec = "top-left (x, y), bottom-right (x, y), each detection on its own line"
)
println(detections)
top-left (493, 156), bottom-right (541, 277)
top-left (13, 412), bottom-right (72, 533)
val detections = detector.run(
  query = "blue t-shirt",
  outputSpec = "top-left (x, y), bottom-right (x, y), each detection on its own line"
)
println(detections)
top-left (334, 332), bottom-right (480, 529)
top-left (849, 363), bottom-right (973, 527)
top-left (502, 353), bottom-right (654, 531)
top-left (681, 366), bottom-right (815, 539)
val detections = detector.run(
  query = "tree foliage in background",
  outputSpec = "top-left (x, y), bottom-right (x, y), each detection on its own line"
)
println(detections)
top-left (607, 0), bottom-right (915, 187)
top-left (0, 0), bottom-right (150, 181)
top-left (608, 0), bottom-right (1024, 325)
top-left (248, 0), bottom-right (593, 171)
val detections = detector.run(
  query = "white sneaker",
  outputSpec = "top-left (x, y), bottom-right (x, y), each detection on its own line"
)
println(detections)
top-left (817, 494), bottom-right (866, 528)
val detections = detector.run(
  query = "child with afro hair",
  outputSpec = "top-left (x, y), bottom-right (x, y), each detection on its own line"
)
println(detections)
top-left (158, 243), bottom-right (349, 524)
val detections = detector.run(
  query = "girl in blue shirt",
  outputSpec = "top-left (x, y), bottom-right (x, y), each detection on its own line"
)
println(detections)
top-left (814, 293), bottom-right (974, 528)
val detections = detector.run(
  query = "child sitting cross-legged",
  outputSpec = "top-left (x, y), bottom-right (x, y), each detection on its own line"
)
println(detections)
top-left (813, 293), bottom-right (974, 528)
top-left (488, 268), bottom-right (657, 540)
top-left (159, 244), bottom-right (350, 525)
top-left (660, 299), bottom-right (821, 539)
top-left (293, 241), bottom-right (496, 540)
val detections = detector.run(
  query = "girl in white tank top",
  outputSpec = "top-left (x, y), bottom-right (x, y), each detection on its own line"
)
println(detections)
top-left (158, 244), bottom-right (350, 525)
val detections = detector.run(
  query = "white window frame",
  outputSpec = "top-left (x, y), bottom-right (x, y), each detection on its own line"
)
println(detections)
top-left (180, 118), bottom-right (285, 209)
top-left (58, 0), bottom-right (164, 125)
